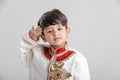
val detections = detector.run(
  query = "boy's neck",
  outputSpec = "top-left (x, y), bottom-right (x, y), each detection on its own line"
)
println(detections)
top-left (50, 41), bottom-right (67, 49)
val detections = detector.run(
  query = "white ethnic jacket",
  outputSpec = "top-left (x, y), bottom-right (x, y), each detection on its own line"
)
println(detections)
top-left (19, 32), bottom-right (90, 80)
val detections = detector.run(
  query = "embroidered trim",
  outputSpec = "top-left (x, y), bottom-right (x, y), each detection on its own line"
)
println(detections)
top-left (56, 50), bottom-right (74, 61)
top-left (39, 45), bottom-right (50, 62)
top-left (48, 62), bottom-right (72, 80)
top-left (41, 46), bottom-right (75, 62)
top-left (43, 47), bottom-right (52, 60)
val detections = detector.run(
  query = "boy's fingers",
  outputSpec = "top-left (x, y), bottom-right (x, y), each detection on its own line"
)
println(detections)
top-left (36, 26), bottom-right (42, 35)
top-left (36, 26), bottom-right (42, 31)
top-left (32, 25), bottom-right (34, 30)
top-left (38, 26), bottom-right (42, 30)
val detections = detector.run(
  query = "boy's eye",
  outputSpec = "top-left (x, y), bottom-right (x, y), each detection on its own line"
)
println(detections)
top-left (46, 30), bottom-right (52, 33)
top-left (58, 28), bottom-right (62, 31)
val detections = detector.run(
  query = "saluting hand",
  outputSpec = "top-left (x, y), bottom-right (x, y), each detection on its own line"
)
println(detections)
top-left (29, 25), bottom-right (42, 42)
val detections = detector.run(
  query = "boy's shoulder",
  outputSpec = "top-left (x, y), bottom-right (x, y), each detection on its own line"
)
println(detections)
top-left (68, 47), bottom-right (87, 60)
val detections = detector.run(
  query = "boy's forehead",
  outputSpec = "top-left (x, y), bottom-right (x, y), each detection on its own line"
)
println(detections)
top-left (45, 24), bottom-right (64, 29)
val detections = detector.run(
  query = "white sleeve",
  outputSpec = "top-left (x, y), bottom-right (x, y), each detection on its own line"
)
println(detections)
top-left (72, 53), bottom-right (90, 80)
top-left (19, 32), bottom-right (38, 66)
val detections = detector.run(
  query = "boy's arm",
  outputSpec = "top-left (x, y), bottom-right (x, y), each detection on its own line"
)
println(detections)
top-left (19, 26), bottom-right (42, 66)
top-left (73, 53), bottom-right (90, 80)
top-left (19, 32), bottom-right (37, 66)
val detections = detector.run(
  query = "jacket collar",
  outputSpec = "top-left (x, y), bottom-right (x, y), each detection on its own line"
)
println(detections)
top-left (49, 42), bottom-right (67, 55)
top-left (42, 42), bottom-right (75, 61)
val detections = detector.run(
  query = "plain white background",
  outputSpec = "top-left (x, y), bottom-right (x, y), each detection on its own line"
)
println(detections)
top-left (0, 0), bottom-right (120, 80)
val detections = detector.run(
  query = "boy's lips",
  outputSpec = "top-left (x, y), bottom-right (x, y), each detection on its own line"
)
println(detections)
top-left (54, 37), bottom-right (61, 41)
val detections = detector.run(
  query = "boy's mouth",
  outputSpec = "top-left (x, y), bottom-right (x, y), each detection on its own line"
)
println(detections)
top-left (54, 38), bottom-right (61, 41)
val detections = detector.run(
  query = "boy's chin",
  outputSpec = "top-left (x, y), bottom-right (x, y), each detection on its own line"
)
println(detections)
top-left (51, 42), bottom-right (66, 48)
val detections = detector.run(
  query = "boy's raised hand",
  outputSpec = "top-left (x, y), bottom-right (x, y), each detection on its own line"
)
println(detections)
top-left (29, 25), bottom-right (42, 42)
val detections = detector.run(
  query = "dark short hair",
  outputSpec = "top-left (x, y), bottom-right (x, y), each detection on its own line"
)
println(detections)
top-left (37, 9), bottom-right (68, 29)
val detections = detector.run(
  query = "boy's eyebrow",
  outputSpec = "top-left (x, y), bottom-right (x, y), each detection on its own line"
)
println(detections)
top-left (44, 27), bottom-right (53, 32)
top-left (44, 24), bottom-right (64, 31)
top-left (45, 27), bottom-right (52, 30)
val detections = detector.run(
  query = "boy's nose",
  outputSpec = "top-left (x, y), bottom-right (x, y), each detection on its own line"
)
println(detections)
top-left (53, 30), bottom-right (59, 36)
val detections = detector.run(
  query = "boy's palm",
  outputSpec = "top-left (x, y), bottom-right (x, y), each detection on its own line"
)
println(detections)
top-left (29, 26), bottom-right (42, 41)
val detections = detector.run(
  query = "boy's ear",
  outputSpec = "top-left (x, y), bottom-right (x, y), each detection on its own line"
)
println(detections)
top-left (66, 27), bottom-right (70, 37)
top-left (40, 35), bottom-right (47, 42)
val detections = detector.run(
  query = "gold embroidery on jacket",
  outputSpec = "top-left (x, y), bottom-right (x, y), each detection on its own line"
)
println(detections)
top-left (49, 62), bottom-right (72, 80)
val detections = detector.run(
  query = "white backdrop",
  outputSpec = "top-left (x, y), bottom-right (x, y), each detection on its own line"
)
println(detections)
top-left (0, 0), bottom-right (120, 80)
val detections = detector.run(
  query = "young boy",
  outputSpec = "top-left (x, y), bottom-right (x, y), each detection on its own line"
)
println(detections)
top-left (20, 9), bottom-right (90, 80)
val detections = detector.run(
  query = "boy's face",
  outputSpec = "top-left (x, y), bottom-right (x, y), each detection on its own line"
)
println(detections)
top-left (42, 24), bottom-right (70, 48)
